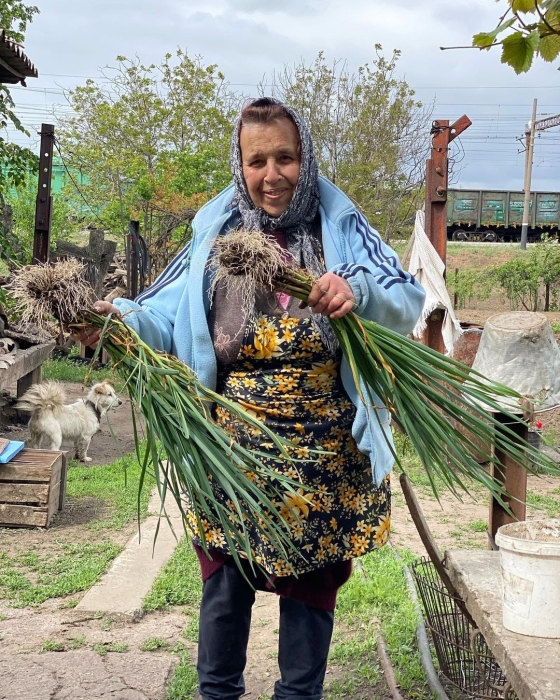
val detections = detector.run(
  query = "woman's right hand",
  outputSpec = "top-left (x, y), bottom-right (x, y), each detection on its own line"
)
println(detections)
top-left (71, 300), bottom-right (120, 349)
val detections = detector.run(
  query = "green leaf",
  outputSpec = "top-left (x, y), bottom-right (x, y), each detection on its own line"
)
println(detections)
top-left (473, 32), bottom-right (498, 48)
top-left (473, 17), bottom-right (517, 47)
top-left (539, 32), bottom-right (560, 60)
top-left (512, 0), bottom-right (539, 13)
top-left (501, 30), bottom-right (540, 73)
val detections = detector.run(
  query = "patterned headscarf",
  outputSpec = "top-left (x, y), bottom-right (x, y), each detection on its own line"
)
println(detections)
top-left (229, 97), bottom-right (337, 355)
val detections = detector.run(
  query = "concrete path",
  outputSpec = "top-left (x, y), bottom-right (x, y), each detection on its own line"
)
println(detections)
top-left (0, 650), bottom-right (175, 700)
top-left (76, 489), bottom-right (184, 619)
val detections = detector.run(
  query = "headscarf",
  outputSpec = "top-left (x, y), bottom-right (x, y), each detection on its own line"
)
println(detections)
top-left (229, 98), bottom-right (337, 355)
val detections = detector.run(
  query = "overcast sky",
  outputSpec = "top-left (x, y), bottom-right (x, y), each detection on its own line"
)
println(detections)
top-left (10, 0), bottom-right (560, 192)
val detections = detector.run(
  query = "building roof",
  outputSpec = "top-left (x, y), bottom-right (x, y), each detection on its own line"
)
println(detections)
top-left (0, 30), bottom-right (38, 85)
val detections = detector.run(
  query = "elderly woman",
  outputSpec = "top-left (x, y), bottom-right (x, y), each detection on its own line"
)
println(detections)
top-left (84, 98), bottom-right (424, 700)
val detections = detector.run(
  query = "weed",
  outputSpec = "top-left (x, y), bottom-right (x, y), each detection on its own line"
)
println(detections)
top-left (58, 598), bottom-right (79, 609)
top-left (66, 635), bottom-right (87, 650)
top-left (40, 639), bottom-right (65, 652)
top-left (100, 617), bottom-right (112, 632)
top-left (468, 519), bottom-right (488, 533)
top-left (140, 637), bottom-right (171, 652)
top-left (182, 616), bottom-right (199, 643)
top-left (92, 641), bottom-right (129, 656)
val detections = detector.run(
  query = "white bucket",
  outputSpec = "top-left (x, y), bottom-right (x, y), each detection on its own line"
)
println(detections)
top-left (495, 519), bottom-right (560, 637)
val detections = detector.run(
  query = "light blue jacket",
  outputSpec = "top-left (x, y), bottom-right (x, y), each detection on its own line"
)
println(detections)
top-left (114, 177), bottom-right (425, 485)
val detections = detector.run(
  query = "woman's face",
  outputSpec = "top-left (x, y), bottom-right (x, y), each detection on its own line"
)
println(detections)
top-left (239, 118), bottom-right (301, 217)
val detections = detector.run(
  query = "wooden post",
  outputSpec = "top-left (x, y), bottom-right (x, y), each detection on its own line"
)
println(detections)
top-left (55, 229), bottom-right (117, 299)
top-left (489, 412), bottom-right (528, 540)
top-left (423, 116), bottom-right (471, 353)
top-left (33, 123), bottom-right (55, 264)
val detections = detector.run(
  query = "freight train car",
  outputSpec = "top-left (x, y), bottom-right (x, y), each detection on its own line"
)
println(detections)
top-left (447, 189), bottom-right (560, 242)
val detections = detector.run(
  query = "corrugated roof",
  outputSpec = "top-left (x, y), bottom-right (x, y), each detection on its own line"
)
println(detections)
top-left (0, 30), bottom-right (38, 85)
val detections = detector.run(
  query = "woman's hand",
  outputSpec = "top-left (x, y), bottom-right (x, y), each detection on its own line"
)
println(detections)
top-left (71, 300), bottom-right (119, 349)
top-left (306, 273), bottom-right (355, 319)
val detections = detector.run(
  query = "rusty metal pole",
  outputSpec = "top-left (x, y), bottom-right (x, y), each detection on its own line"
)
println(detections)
top-left (489, 413), bottom-right (528, 540)
top-left (127, 220), bottom-right (140, 299)
top-left (32, 123), bottom-right (55, 264)
top-left (423, 116), bottom-right (471, 352)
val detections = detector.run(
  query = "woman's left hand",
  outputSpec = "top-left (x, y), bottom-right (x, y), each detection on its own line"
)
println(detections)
top-left (307, 272), bottom-right (355, 319)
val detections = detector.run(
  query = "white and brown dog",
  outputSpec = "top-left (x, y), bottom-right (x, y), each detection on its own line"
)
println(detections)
top-left (16, 380), bottom-right (122, 462)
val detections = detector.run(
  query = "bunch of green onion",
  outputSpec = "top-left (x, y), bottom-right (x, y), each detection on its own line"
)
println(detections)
top-left (9, 260), bottom-right (306, 571)
top-left (211, 230), bottom-right (560, 506)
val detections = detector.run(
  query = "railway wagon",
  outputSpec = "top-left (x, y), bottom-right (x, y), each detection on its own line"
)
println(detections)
top-left (446, 189), bottom-right (560, 242)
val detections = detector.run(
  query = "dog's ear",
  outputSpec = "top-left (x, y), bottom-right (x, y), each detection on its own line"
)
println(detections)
top-left (93, 382), bottom-right (110, 396)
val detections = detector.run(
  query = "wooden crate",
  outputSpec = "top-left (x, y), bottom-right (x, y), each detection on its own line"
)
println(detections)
top-left (0, 449), bottom-right (68, 528)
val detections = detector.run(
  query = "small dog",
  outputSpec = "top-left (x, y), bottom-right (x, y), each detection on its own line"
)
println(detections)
top-left (16, 380), bottom-right (123, 462)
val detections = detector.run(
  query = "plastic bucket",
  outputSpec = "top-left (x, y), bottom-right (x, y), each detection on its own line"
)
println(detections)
top-left (495, 519), bottom-right (560, 637)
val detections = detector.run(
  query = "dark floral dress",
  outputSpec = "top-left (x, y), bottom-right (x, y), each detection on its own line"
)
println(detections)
top-left (187, 306), bottom-right (391, 577)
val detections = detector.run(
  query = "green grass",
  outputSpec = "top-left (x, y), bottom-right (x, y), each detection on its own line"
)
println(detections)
top-left (143, 538), bottom-right (202, 611)
top-left (526, 490), bottom-right (560, 518)
top-left (467, 518), bottom-right (488, 533)
top-left (140, 637), bottom-right (171, 652)
top-left (0, 449), bottom-right (155, 607)
top-left (92, 641), bottom-right (129, 656)
top-left (326, 546), bottom-right (430, 699)
top-left (42, 357), bottom-right (123, 389)
top-left (66, 448), bottom-right (154, 530)
top-left (0, 542), bottom-right (122, 607)
top-left (40, 635), bottom-right (87, 652)
top-left (165, 650), bottom-right (198, 700)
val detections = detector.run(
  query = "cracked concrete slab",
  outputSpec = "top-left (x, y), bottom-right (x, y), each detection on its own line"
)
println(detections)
top-left (0, 651), bottom-right (175, 700)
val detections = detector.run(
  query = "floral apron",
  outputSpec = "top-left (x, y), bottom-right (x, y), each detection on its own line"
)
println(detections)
top-left (190, 308), bottom-right (391, 577)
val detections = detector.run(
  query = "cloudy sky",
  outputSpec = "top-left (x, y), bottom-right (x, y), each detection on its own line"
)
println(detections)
top-left (9, 0), bottom-right (560, 191)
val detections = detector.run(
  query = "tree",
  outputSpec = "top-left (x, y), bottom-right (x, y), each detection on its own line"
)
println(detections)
top-left (264, 49), bottom-right (432, 242)
top-left (0, 1), bottom-right (40, 192)
top-left (472, 0), bottom-right (560, 73)
top-left (57, 50), bottom-right (238, 276)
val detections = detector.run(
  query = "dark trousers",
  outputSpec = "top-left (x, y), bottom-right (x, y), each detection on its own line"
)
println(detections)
top-left (197, 561), bottom-right (334, 700)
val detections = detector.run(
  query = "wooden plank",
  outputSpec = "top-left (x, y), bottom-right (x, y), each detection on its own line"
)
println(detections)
top-left (0, 464), bottom-right (53, 482)
top-left (17, 365), bottom-right (42, 398)
top-left (0, 482), bottom-right (49, 504)
top-left (58, 452), bottom-right (68, 511)
top-left (0, 341), bottom-right (54, 391)
top-left (46, 458), bottom-right (62, 525)
top-left (10, 449), bottom-right (63, 466)
top-left (0, 503), bottom-right (48, 527)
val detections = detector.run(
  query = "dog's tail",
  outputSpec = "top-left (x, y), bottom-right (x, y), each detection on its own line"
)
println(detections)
top-left (16, 381), bottom-right (67, 413)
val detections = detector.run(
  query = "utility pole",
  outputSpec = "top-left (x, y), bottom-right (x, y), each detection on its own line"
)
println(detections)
top-left (423, 115), bottom-right (471, 353)
top-left (32, 123), bottom-right (55, 263)
top-left (520, 99), bottom-right (538, 251)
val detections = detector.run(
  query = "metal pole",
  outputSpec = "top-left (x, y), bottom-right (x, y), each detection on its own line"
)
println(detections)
top-left (489, 412), bottom-right (528, 540)
top-left (127, 220), bottom-right (140, 299)
top-left (520, 99), bottom-right (537, 250)
top-left (32, 124), bottom-right (55, 264)
top-left (423, 115), bottom-right (471, 353)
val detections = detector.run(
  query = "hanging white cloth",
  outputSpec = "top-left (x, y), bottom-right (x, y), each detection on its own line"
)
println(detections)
top-left (407, 210), bottom-right (463, 355)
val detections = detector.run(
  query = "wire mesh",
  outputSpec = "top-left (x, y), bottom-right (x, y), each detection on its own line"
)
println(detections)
top-left (411, 557), bottom-right (518, 699)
